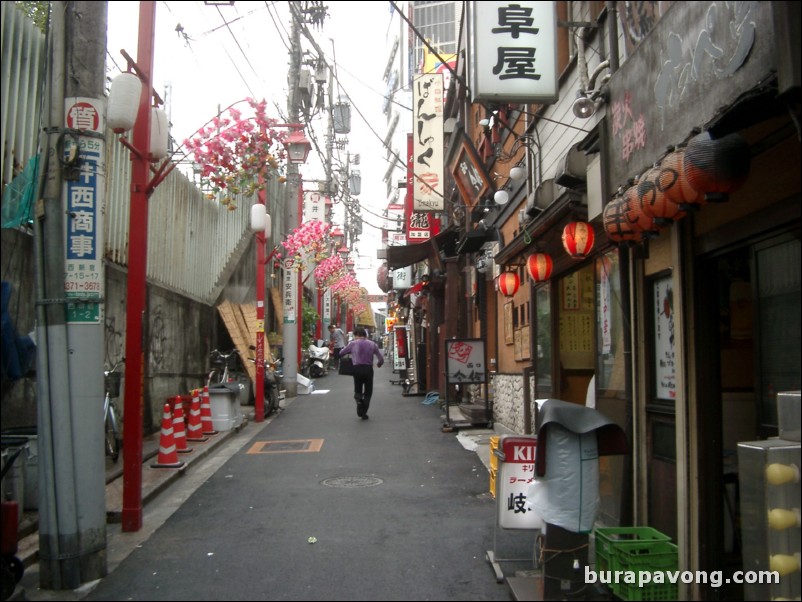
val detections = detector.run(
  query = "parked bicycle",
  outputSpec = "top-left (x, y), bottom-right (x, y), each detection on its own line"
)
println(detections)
top-left (104, 358), bottom-right (124, 463)
top-left (248, 352), bottom-right (282, 417)
top-left (207, 348), bottom-right (241, 387)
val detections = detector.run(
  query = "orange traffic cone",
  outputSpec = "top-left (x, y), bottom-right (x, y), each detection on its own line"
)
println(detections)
top-left (201, 386), bottom-right (218, 435)
top-left (186, 389), bottom-right (208, 442)
top-left (151, 403), bottom-right (185, 468)
top-left (172, 398), bottom-right (193, 454)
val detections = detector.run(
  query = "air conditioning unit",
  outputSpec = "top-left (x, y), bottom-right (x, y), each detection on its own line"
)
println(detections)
top-left (555, 145), bottom-right (588, 191)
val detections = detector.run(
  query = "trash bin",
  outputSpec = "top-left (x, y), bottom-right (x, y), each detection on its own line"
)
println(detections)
top-left (1, 428), bottom-right (37, 510)
top-left (207, 384), bottom-right (242, 431)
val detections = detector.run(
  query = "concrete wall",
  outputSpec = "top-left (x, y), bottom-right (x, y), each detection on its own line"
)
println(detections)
top-left (0, 228), bottom-right (251, 435)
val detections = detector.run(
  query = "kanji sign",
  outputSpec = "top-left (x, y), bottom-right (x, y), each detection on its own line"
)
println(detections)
top-left (468, 1), bottom-right (558, 104)
top-left (497, 436), bottom-right (544, 529)
top-left (445, 338), bottom-right (486, 384)
top-left (63, 97), bottom-right (105, 324)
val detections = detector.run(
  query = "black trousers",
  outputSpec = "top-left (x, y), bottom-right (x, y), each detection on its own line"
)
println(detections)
top-left (351, 364), bottom-right (374, 413)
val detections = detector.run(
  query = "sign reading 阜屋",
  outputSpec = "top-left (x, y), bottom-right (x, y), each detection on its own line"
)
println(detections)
top-left (468, 1), bottom-right (558, 104)
top-left (63, 97), bottom-right (105, 324)
top-left (412, 73), bottom-right (444, 211)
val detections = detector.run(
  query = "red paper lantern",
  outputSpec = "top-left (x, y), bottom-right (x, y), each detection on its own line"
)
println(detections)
top-left (661, 146), bottom-right (706, 209)
top-left (639, 166), bottom-right (687, 225)
top-left (526, 253), bottom-right (553, 282)
top-left (684, 131), bottom-right (751, 202)
top-left (498, 271), bottom-right (520, 297)
top-left (622, 182), bottom-right (659, 238)
top-left (603, 196), bottom-right (643, 245)
top-left (562, 221), bottom-right (595, 259)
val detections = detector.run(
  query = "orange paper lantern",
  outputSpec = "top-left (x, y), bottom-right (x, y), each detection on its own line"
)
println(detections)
top-left (526, 253), bottom-right (553, 282)
top-left (639, 166), bottom-right (687, 226)
top-left (562, 222), bottom-right (595, 259)
top-left (661, 146), bottom-right (706, 210)
top-left (498, 271), bottom-right (520, 297)
top-left (684, 131), bottom-right (751, 202)
top-left (603, 196), bottom-right (643, 245)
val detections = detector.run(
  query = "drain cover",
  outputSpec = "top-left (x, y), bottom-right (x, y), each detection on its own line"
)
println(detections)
top-left (321, 476), bottom-right (383, 488)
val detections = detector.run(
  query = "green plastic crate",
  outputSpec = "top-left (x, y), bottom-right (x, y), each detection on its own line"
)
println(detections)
top-left (594, 527), bottom-right (677, 601)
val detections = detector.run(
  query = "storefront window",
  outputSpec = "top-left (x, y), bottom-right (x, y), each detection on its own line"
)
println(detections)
top-left (596, 250), bottom-right (626, 396)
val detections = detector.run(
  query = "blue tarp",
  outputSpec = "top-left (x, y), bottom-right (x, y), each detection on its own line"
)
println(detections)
top-left (1, 281), bottom-right (36, 381)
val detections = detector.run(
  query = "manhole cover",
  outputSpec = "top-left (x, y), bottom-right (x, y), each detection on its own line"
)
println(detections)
top-left (321, 476), bottom-right (383, 488)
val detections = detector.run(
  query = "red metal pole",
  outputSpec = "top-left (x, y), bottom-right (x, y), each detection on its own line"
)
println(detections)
top-left (121, 0), bottom-right (156, 533)
top-left (296, 181), bottom-right (304, 366)
top-left (254, 152), bottom-right (266, 421)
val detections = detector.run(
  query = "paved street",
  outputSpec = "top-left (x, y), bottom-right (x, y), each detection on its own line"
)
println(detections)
top-left (20, 369), bottom-right (533, 601)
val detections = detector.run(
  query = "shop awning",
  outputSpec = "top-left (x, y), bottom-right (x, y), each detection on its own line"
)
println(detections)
top-left (386, 227), bottom-right (458, 269)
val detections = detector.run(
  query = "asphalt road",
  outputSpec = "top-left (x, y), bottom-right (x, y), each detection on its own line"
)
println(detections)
top-left (70, 368), bottom-right (532, 601)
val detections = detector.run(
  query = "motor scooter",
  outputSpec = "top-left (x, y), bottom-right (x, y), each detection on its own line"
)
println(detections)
top-left (248, 352), bottom-right (282, 417)
top-left (306, 341), bottom-right (330, 378)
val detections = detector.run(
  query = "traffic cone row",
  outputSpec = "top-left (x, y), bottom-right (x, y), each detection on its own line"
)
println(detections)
top-left (172, 399), bottom-right (192, 454)
top-left (151, 387), bottom-right (222, 470)
top-left (200, 386), bottom-right (218, 435)
top-left (151, 403), bottom-right (185, 469)
top-left (186, 389), bottom-right (208, 442)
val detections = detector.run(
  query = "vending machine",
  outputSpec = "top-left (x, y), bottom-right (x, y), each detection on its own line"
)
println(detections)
top-left (738, 391), bottom-right (801, 601)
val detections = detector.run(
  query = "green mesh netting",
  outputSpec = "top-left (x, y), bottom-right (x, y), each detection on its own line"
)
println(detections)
top-left (2, 155), bottom-right (39, 228)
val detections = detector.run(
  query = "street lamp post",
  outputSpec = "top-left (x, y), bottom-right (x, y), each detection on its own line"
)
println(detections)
top-left (253, 124), bottom-right (310, 423)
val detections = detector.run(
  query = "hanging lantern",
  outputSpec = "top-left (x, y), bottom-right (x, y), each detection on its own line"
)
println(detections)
top-left (684, 131), bottom-right (751, 202)
top-left (498, 271), bottom-right (520, 297)
top-left (107, 72), bottom-right (142, 133)
top-left (603, 196), bottom-right (643, 245)
top-left (639, 166), bottom-right (686, 226)
top-left (622, 181), bottom-right (659, 238)
top-left (661, 146), bottom-right (706, 210)
top-left (562, 221), bottom-right (595, 259)
top-left (526, 253), bottom-right (553, 282)
top-left (149, 107), bottom-right (169, 160)
top-left (250, 204), bottom-right (267, 232)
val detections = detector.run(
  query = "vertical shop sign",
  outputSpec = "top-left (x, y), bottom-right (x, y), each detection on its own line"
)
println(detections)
top-left (283, 258), bottom-right (297, 324)
top-left (654, 276), bottom-right (675, 399)
top-left (302, 191), bottom-right (326, 223)
top-left (412, 73), bottom-right (444, 211)
top-left (63, 98), bottom-right (105, 324)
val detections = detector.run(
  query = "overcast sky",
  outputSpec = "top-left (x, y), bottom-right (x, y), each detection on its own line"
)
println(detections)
top-left (107, 1), bottom-right (400, 295)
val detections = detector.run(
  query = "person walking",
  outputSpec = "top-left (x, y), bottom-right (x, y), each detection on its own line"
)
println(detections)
top-left (328, 324), bottom-right (346, 370)
top-left (338, 327), bottom-right (384, 419)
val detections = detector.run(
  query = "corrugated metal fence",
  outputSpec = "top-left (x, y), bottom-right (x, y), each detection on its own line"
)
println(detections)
top-left (3, 3), bottom-right (280, 306)
top-left (1, 2), bottom-right (46, 188)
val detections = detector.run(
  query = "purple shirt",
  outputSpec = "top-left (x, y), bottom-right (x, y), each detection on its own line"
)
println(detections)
top-left (340, 338), bottom-right (384, 367)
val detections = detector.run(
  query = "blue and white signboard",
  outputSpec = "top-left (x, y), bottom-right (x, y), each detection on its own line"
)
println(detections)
top-left (63, 97), bottom-right (105, 324)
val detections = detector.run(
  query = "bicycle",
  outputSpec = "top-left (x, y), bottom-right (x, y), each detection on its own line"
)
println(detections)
top-left (207, 348), bottom-right (240, 387)
top-left (104, 358), bottom-right (124, 463)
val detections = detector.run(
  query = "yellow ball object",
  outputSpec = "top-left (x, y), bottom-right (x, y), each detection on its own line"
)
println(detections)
top-left (769, 553), bottom-right (800, 577)
top-left (766, 463), bottom-right (800, 485)
top-left (768, 508), bottom-right (801, 530)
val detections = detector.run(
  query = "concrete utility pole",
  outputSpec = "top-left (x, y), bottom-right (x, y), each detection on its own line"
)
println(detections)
top-left (35, 1), bottom-right (108, 589)
top-left (283, 1), bottom-right (303, 397)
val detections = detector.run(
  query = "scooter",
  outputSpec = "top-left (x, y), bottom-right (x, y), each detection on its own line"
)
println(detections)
top-left (263, 356), bottom-right (282, 416)
top-left (248, 353), bottom-right (282, 417)
top-left (306, 342), bottom-right (330, 378)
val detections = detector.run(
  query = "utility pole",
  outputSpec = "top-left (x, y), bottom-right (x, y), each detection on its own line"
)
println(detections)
top-left (283, 1), bottom-right (303, 397)
top-left (35, 1), bottom-right (108, 588)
